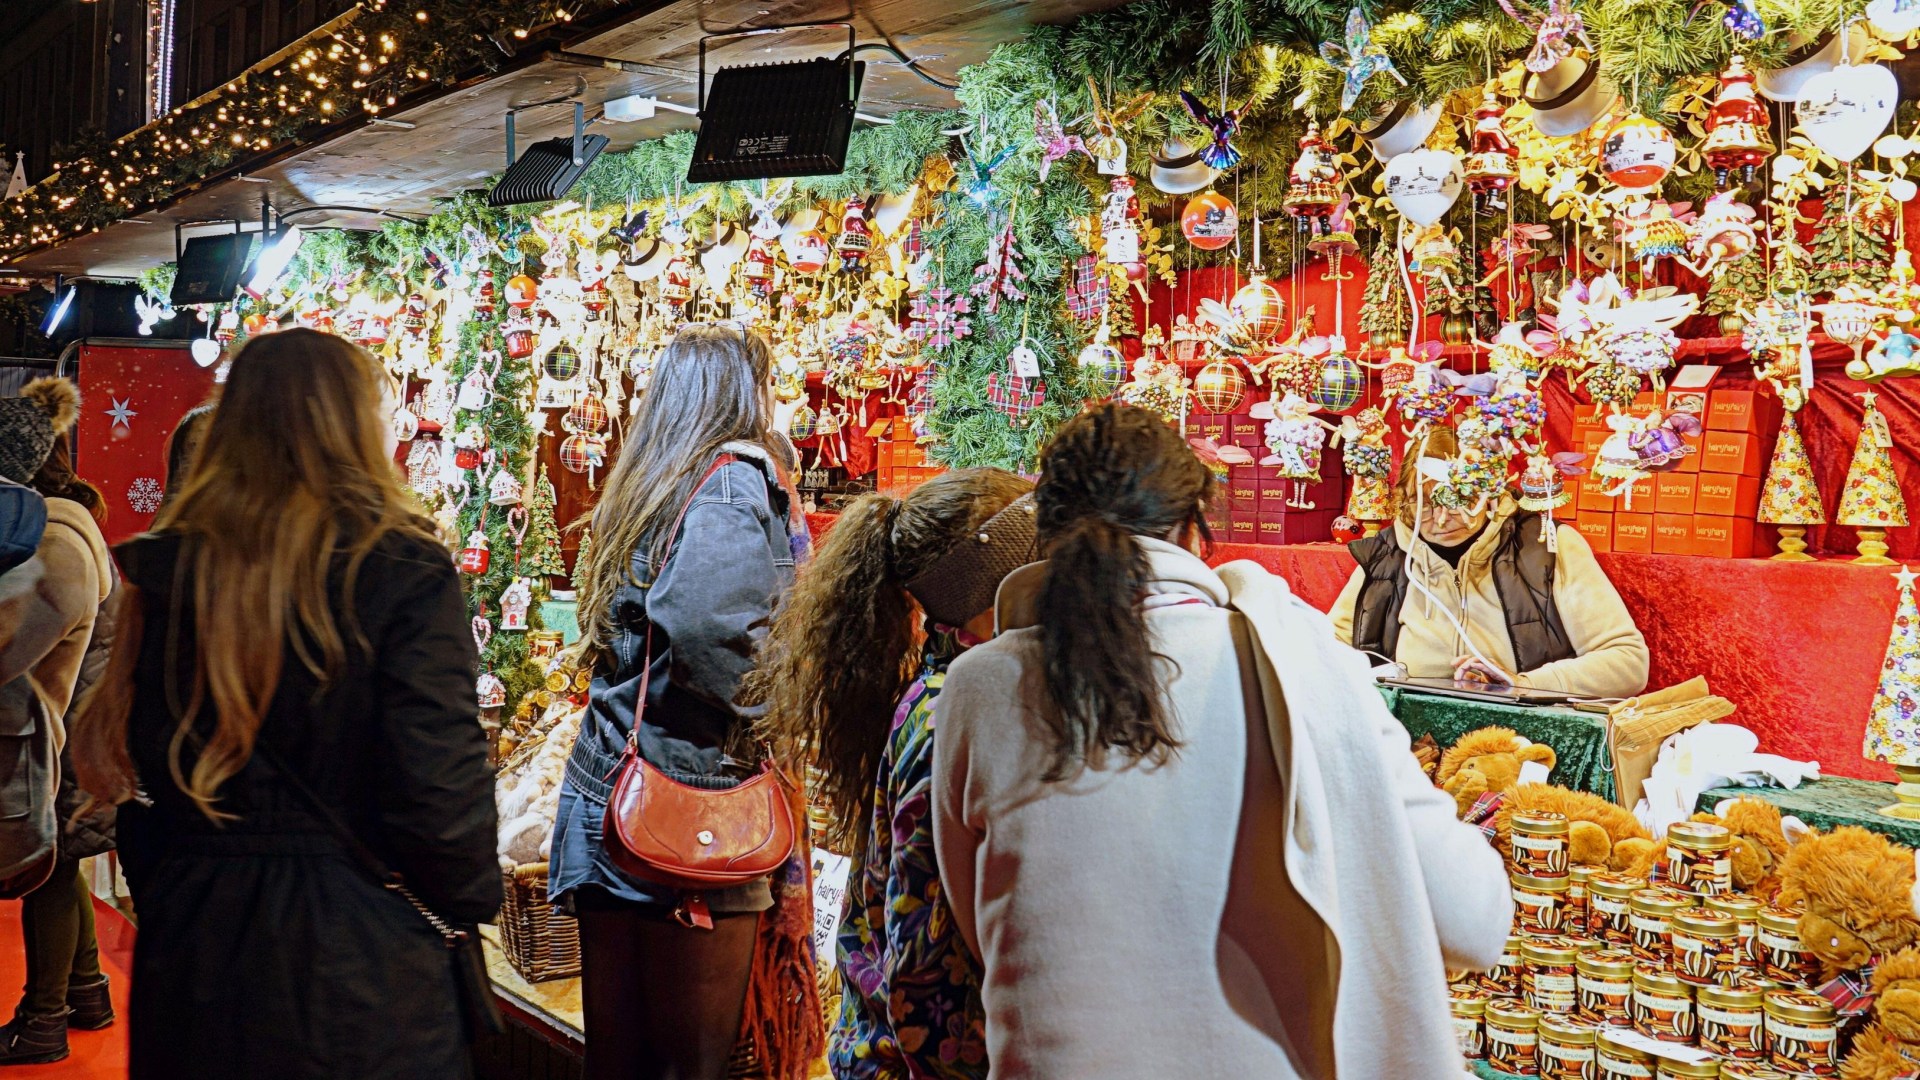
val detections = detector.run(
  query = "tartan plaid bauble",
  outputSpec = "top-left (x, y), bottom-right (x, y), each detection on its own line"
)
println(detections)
top-left (564, 393), bottom-right (610, 435)
top-left (1229, 279), bottom-right (1286, 343)
top-left (1076, 341), bottom-right (1127, 398)
top-left (1194, 359), bottom-right (1249, 413)
top-left (986, 372), bottom-right (1047, 420)
top-left (1311, 354), bottom-right (1365, 413)
top-left (559, 433), bottom-right (606, 474)
top-left (543, 342), bottom-right (582, 381)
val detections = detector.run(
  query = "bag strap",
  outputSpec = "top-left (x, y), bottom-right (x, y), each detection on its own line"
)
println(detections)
top-left (627, 453), bottom-right (736, 749)
top-left (254, 741), bottom-right (471, 951)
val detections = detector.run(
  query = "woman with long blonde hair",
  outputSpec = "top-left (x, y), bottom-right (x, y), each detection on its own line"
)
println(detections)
top-left (70, 328), bottom-right (499, 1080)
top-left (550, 322), bottom-right (808, 1080)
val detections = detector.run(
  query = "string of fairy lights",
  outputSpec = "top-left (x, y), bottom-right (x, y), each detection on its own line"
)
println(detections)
top-left (0, 0), bottom-right (618, 259)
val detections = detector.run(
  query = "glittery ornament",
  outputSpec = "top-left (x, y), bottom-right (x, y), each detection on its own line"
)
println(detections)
top-left (1194, 359), bottom-right (1250, 413)
top-left (1229, 278), bottom-right (1287, 343)
top-left (1461, 90), bottom-right (1519, 213)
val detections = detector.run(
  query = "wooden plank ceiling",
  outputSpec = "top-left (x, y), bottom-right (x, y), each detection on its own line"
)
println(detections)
top-left (10, 0), bottom-right (1126, 278)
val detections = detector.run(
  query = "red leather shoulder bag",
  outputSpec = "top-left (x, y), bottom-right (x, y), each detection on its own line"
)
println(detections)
top-left (601, 454), bottom-right (797, 929)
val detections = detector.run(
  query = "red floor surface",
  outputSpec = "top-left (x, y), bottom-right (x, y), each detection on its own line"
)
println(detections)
top-left (0, 897), bottom-right (133, 1079)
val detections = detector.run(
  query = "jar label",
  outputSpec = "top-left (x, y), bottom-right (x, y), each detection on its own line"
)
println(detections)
top-left (1633, 990), bottom-right (1695, 1041)
top-left (1488, 1027), bottom-right (1539, 1074)
top-left (1597, 1052), bottom-right (1655, 1079)
top-left (1535, 973), bottom-right (1577, 993)
top-left (1452, 1017), bottom-right (1485, 1059)
top-left (1698, 1002), bottom-right (1766, 1059)
top-left (1541, 1042), bottom-right (1595, 1080)
top-left (1767, 1017), bottom-right (1838, 1063)
top-left (1516, 835), bottom-right (1564, 851)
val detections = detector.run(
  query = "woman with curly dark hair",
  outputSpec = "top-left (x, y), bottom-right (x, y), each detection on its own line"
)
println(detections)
top-left (930, 403), bottom-right (1512, 1079)
top-left (753, 468), bottom-right (1031, 1080)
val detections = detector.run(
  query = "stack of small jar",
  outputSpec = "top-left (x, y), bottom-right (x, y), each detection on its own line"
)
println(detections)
top-left (1449, 812), bottom-right (1839, 1079)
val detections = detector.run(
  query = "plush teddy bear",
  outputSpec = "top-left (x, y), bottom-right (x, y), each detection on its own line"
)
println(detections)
top-left (1840, 947), bottom-right (1920, 1080)
top-left (1778, 827), bottom-right (1920, 984)
top-left (1435, 726), bottom-right (1558, 817)
top-left (1628, 797), bottom-right (1795, 899)
top-left (1498, 783), bottom-right (1659, 873)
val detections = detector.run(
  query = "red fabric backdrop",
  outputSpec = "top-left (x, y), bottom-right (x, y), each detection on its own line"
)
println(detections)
top-left (74, 341), bottom-right (219, 545)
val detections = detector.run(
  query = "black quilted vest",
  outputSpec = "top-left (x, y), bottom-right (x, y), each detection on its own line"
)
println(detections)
top-left (1346, 514), bottom-right (1575, 674)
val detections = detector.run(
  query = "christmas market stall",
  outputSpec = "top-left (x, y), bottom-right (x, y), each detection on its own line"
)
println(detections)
top-left (23, 0), bottom-right (1920, 1073)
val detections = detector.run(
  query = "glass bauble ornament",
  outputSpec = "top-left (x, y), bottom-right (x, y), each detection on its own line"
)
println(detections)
top-left (1229, 278), bottom-right (1287, 343)
top-left (1311, 352), bottom-right (1365, 413)
top-left (1076, 340), bottom-right (1127, 398)
top-left (505, 273), bottom-right (539, 310)
top-left (1601, 114), bottom-right (1676, 190)
top-left (1180, 191), bottom-right (1238, 251)
top-left (543, 343), bottom-right (581, 382)
top-left (1194, 359), bottom-right (1249, 413)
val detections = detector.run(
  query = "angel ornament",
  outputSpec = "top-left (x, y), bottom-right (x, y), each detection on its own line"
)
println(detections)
top-left (1252, 392), bottom-right (1340, 508)
top-left (1340, 408), bottom-right (1396, 526)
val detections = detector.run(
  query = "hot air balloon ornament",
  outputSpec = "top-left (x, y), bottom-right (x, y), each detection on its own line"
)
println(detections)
top-left (1283, 124), bottom-right (1344, 236)
top-left (1461, 90), bottom-right (1519, 214)
top-left (1700, 56), bottom-right (1773, 188)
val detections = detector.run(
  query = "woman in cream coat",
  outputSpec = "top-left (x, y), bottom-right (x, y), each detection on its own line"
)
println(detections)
top-left (932, 404), bottom-right (1512, 1080)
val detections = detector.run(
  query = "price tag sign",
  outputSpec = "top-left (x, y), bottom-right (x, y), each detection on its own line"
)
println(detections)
top-left (1008, 343), bottom-right (1042, 379)
top-left (1872, 409), bottom-right (1894, 450)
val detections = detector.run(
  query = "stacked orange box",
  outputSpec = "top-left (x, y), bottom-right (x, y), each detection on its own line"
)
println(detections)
top-left (1683, 388), bottom-right (1776, 558)
top-left (871, 419), bottom-right (943, 494)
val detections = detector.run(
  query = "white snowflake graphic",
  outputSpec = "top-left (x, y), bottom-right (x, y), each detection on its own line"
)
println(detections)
top-left (127, 477), bottom-right (164, 515)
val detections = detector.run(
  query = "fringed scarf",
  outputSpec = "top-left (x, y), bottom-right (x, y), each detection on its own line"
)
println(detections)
top-left (739, 776), bottom-right (825, 1079)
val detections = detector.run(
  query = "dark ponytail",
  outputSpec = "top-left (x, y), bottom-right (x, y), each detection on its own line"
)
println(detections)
top-left (753, 469), bottom-right (1030, 851)
top-left (1033, 403), bottom-right (1213, 780)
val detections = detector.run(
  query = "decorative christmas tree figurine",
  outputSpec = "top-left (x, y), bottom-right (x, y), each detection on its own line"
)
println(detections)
top-left (1359, 239), bottom-right (1411, 347)
top-left (1703, 247), bottom-right (1767, 335)
top-left (1866, 565), bottom-right (1920, 819)
top-left (1809, 200), bottom-right (1894, 299)
top-left (1700, 55), bottom-right (1773, 188)
top-left (1759, 406), bottom-right (1826, 561)
top-left (571, 524), bottom-right (594, 597)
top-left (1839, 391), bottom-right (1910, 565)
top-left (525, 466), bottom-right (568, 581)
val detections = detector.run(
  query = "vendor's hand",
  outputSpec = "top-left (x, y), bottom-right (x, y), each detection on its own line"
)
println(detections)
top-left (1453, 656), bottom-right (1514, 687)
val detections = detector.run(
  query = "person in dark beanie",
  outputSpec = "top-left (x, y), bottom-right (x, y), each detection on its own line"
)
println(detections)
top-left (0, 377), bottom-right (115, 1065)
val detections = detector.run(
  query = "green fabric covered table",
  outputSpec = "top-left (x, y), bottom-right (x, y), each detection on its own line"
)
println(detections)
top-left (1696, 776), bottom-right (1920, 849)
top-left (1379, 687), bottom-right (1616, 802)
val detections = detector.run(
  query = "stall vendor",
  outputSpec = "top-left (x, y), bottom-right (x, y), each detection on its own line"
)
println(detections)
top-left (1330, 427), bottom-right (1650, 699)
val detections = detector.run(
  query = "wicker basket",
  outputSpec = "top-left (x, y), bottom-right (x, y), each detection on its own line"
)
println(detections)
top-left (496, 862), bottom-right (582, 983)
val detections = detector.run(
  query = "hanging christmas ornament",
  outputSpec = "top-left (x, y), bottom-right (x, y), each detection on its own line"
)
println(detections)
top-left (458, 529), bottom-right (491, 575)
top-left (505, 273), bottom-right (539, 310)
top-left (742, 236), bottom-right (776, 293)
top-left (498, 578), bottom-right (533, 632)
top-left (788, 403), bottom-right (818, 441)
top-left (1101, 176), bottom-right (1149, 285)
top-left (985, 370), bottom-right (1047, 425)
top-left (1194, 359), bottom-right (1250, 413)
top-left (488, 467), bottom-right (523, 507)
top-left (473, 269), bottom-right (497, 317)
top-left (1083, 76), bottom-right (1140, 175)
top-left (1517, 452), bottom-right (1588, 548)
top-left (1340, 408), bottom-right (1396, 525)
top-left (1381, 149), bottom-right (1464, 226)
top-left (1461, 89), bottom-right (1519, 213)
top-left (1252, 392), bottom-right (1341, 507)
top-left (543, 342), bottom-right (581, 382)
top-left (1601, 114), bottom-right (1676, 190)
top-left (1617, 201), bottom-right (1691, 274)
top-left (1312, 346), bottom-right (1366, 413)
top-left (659, 254), bottom-right (695, 308)
top-left (559, 433), bottom-right (606, 475)
top-left (788, 229), bottom-right (831, 275)
top-left (1033, 99), bottom-right (1088, 181)
top-left (452, 428), bottom-right (488, 471)
top-left (836, 197), bottom-right (872, 273)
top-left (476, 671), bottom-right (508, 711)
top-left (1504, 0), bottom-right (1592, 72)
top-left (1076, 323), bottom-right (1128, 398)
top-left (1797, 62), bottom-right (1898, 163)
top-left (1181, 191), bottom-right (1239, 250)
top-left (961, 143), bottom-right (1016, 207)
top-left (1307, 198), bottom-right (1361, 278)
top-left (501, 315), bottom-right (536, 360)
top-left (1177, 90), bottom-right (1247, 171)
top-left (1700, 56), bottom-right (1774, 187)
top-left (565, 392), bottom-right (611, 437)
top-left (1814, 283), bottom-right (1893, 357)
top-left (1229, 278), bottom-right (1288, 343)
top-left (1283, 124), bottom-right (1343, 235)
top-left (906, 287), bottom-right (973, 351)
top-left (1868, 0), bottom-right (1920, 37)
top-left (1319, 6), bottom-right (1408, 113)
top-left (970, 217), bottom-right (1029, 313)
top-left (1682, 191), bottom-right (1759, 276)
top-left (1852, 323), bottom-right (1920, 382)
top-left (456, 350), bottom-right (501, 412)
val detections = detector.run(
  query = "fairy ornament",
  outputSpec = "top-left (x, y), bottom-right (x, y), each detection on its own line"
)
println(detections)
top-left (1497, 0), bottom-right (1593, 72)
top-left (1178, 90), bottom-right (1249, 171)
top-left (1033, 99), bottom-right (1087, 182)
top-left (1516, 452), bottom-right (1587, 551)
top-left (1251, 392), bottom-right (1341, 508)
top-left (1319, 7), bottom-right (1408, 113)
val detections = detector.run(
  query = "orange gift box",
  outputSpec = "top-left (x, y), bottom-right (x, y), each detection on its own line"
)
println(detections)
top-left (1573, 405), bottom-right (1605, 435)
top-left (1227, 416), bottom-right (1261, 444)
top-left (1690, 515), bottom-right (1757, 559)
top-left (1573, 514), bottom-right (1612, 553)
top-left (1705, 389), bottom-right (1779, 436)
top-left (1629, 392), bottom-right (1662, 418)
top-left (1613, 513), bottom-right (1653, 554)
top-left (1654, 473), bottom-right (1697, 515)
top-left (1700, 431), bottom-right (1765, 476)
top-left (1577, 474), bottom-right (1616, 513)
top-left (1694, 473), bottom-right (1760, 518)
top-left (1625, 476), bottom-right (1655, 508)
top-left (1227, 517), bottom-right (1257, 544)
top-left (1653, 513), bottom-right (1694, 556)
top-left (1672, 429), bottom-right (1704, 473)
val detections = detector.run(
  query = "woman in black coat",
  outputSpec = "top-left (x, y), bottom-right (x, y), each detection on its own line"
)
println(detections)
top-left (70, 329), bottom-right (499, 1080)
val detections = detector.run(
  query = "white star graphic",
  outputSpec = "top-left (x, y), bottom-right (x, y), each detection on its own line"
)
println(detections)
top-left (105, 398), bottom-right (137, 430)
top-left (1897, 565), bottom-right (1918, 591)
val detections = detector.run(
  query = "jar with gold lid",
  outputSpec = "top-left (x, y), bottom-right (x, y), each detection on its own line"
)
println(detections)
top-left (1590, 872), bottom-right (1648, 945)
top-left (1632, 966), bottom-right (1696, 1044)
top-left (1577, 949), bottom-right (1636, 1026)
top-left (1756, 908), bottom-right (1818, 987)
top-left (1665, 821), bottom-right (1734, 896)
top-left (1705, 894), bottom-right (1762, 964)
top-left (1513, 872), bottom-right (1574, 935)
top-left (1696, 983), bottom-right (1767, 1060)
top-left (1537, 1014), bottom-right (1597, 1080)
top-left (1521, 939), bottom-right (1580, 1013)
top-left (1763, 990), bottom-right (1838, 1076)
top-left (1596, 1027), bottom-right (1656, 1080)
top-left (1513, 811), bottom-right (1573, 875)
top-left (1485, 934), bottom-right (1524, 997)
top-left (1567, 863), bottom-right (1599, 926)
top-left (1629, 889), bottom-right (1689, 965)
top-left (1450, 989), bottom-right (1488, 1060)
top-left (1657, 1059), bottom-right (1720, 1079)
top-left (1718, 1064), bottom-right (1792, 1080)
top-left (1671, 908), bottom-right (1744, 987)
top-left (1486, 1000), bottom-right (1542, 1076)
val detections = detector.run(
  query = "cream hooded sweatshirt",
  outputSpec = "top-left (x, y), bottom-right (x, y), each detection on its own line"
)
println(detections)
top-left (1330, 499), bottom-right (1650, 699)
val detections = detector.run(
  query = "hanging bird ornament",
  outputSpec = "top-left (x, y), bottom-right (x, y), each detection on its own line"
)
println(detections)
top-left (962, 141), bottom-right (1018, 207)
top-left (1687, 0), bottom-right (1765, 39)
top-left (1033, 99), bottom-right (1088, 182)
top-left (1319, 7), bottom-right (1408, 113)
top-left (1498, 0), bottom-right (1593, 72)
top-left (1178, 90), bottom-right (1248, 171)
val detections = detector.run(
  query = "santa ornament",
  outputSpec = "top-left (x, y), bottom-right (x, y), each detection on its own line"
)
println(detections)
top-left (836, 197), bottom-right (872, 274)
top-left (1461, 90), bottom-right (1519, 213)
top-left (1700, 56), bottom-right (1773, 188)
top-left (1283, 124), bottom-right (1343, 235)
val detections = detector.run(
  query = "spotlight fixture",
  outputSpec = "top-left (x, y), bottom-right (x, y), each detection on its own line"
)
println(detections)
top-left (39, 283), bottom-right (76, 336)
top-left (488, 101), bottom-right (608, 207)
top-left (246, 225), bottom-right (304, 295)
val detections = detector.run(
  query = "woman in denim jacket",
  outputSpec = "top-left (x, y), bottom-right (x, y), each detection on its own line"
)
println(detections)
top-left (551, 323), bottom-right (799, 1080)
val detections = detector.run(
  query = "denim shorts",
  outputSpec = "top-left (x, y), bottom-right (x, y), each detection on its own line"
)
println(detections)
top-left (546, 736), bottom-right (773, 916)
